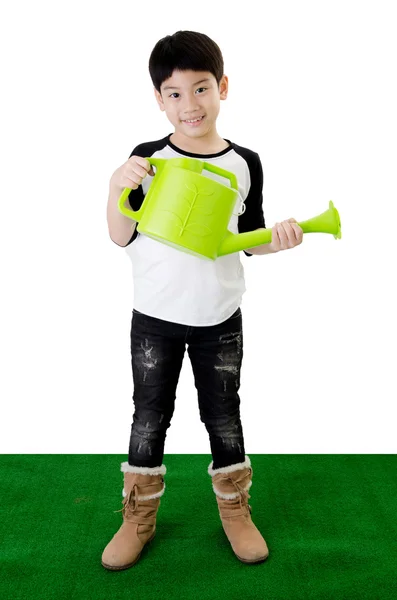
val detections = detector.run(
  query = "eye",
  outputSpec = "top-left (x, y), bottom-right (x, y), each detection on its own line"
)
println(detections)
top-left (169, 87), bottom-right (207, 99)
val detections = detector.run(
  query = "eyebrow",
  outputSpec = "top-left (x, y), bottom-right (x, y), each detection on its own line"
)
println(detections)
top-left (162, 78), bottom-right (211, 91)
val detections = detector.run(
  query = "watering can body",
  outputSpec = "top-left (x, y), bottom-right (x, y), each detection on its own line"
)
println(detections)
top-left (118, 157), bottom-right (244, 260)
top-left (118, 157), bottom-right (342, 260)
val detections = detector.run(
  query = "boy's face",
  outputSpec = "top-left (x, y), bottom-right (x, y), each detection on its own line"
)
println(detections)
top-left (155, 69), bottom-right (228, 140)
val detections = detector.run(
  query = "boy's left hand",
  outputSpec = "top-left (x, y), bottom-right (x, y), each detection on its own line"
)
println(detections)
top-left (269, 218), bottom-right (303, 253)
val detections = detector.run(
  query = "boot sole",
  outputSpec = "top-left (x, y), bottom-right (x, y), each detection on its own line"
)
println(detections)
top-left (235, 551), bottom-right (269, 564)
top-left (101, 530), bottom-right (156, 571)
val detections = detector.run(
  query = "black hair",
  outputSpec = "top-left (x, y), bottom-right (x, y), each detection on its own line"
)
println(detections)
top-left (148, 30), bottom-right (224, 94)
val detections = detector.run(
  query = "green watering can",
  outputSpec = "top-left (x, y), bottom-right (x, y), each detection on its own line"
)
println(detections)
top-left (118, 157), bottom-right (342, 260)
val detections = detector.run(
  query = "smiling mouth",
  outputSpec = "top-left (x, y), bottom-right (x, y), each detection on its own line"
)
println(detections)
top-left (182, 116), bottom-right (205, 123)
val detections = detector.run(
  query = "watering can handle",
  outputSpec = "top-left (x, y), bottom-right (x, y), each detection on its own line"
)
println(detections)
top-left (202, 162), bottom-right (245, 216)
top-left (202, 162), bottom-right (238, 191)
top-left (117, 157), bottom-right (165, 222)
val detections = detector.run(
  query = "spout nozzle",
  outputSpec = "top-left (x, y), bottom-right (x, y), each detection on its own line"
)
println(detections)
top-left (299, 201), bottom-right (342, 239)
top-left (329, 201), bottom-right (342, 239)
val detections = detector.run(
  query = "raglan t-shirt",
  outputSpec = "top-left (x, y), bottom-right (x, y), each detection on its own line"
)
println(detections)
top-left (116, 133), bottom-right (266, 327)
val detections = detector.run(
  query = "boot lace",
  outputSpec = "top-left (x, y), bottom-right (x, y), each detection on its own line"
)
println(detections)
top-left (224, 468), bottom-right (253, 514)
top-left (114, 479), bottom-right (163, 517)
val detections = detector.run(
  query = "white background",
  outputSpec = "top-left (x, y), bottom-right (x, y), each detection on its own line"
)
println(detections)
top-left (1, 0), bottom-right (396, 454)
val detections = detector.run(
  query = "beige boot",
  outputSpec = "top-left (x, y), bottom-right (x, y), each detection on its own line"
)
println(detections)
top-left (101, 461), bottom-right (166, 570)
top-left (209, 456), bottom-right (269, 564)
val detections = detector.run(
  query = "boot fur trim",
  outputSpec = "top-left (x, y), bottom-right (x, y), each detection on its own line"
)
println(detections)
top-left (122, 483), bottom-right (166, 500)
top-left (120, 461), bottom-right (166, 476)
top-left (212, 479), bottom-right (252, 500)
top-left (207, 455), bottom-right (251, 476)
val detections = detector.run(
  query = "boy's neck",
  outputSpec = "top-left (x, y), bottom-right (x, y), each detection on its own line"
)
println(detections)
top-left (169, 130), bottom-right (230, 155)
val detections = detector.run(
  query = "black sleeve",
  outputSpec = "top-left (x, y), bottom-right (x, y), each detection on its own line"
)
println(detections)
top-left (123, 145), bottom-right (147, 247)
top-left (238, 152), bottom-right (266, 256)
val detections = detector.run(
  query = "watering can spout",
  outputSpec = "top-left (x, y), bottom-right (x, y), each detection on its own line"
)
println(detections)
top-left (217, 201), bottom-right (342, 258)
top-left (218, 229), bottom-right (272, 257)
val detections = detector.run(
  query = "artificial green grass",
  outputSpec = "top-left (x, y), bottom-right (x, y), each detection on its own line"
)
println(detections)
top-left (0, 454), bottom-right (396, 600)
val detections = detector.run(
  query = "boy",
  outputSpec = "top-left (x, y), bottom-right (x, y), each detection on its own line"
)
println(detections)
top-left (102, 30), bottom-right (303, 571)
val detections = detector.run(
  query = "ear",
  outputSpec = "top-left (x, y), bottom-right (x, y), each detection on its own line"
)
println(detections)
top-left (219, 74), bottom-right (228, 100)
top-left (154, 87), bottom-right (166, 111)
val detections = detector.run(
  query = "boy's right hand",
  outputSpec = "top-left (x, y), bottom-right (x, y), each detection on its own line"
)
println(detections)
top-left (110, 156), bottom-right (155, 192)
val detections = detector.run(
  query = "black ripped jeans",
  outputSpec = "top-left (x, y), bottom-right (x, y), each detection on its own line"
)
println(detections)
top-left (128, 307), bottom-right (246, 471)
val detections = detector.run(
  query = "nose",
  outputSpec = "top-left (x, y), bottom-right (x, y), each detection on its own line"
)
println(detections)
top-left (182, 93), bottom-right (201, 116)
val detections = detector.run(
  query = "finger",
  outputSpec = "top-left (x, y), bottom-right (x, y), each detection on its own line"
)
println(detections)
top-left (283, 221), bottom-right (297, 244)
top-left (131, 164), bottom-right (148, 179)
top-left (142, 159), bottom-right (155, 176)
top-left (143, 159), bottom-right (156, 176)
top-left (134, 156), bottom-right (150, 169)
top-left (124, 172), bottom-right (142, 189)
top-left (133, 157), bottom-right (155, 177)
top-left (286, 218), bottom-right (303, 243)
top-left (271, 224), bottom-right (281, 251)
top-left (291, 223), bottom-right (303, 243)
top-left (278, 222), bottom-right (291, 249)
top-left (125, 165), bottom-right (147, 186)
top-left (283, 220), bottom-right (302, 245)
